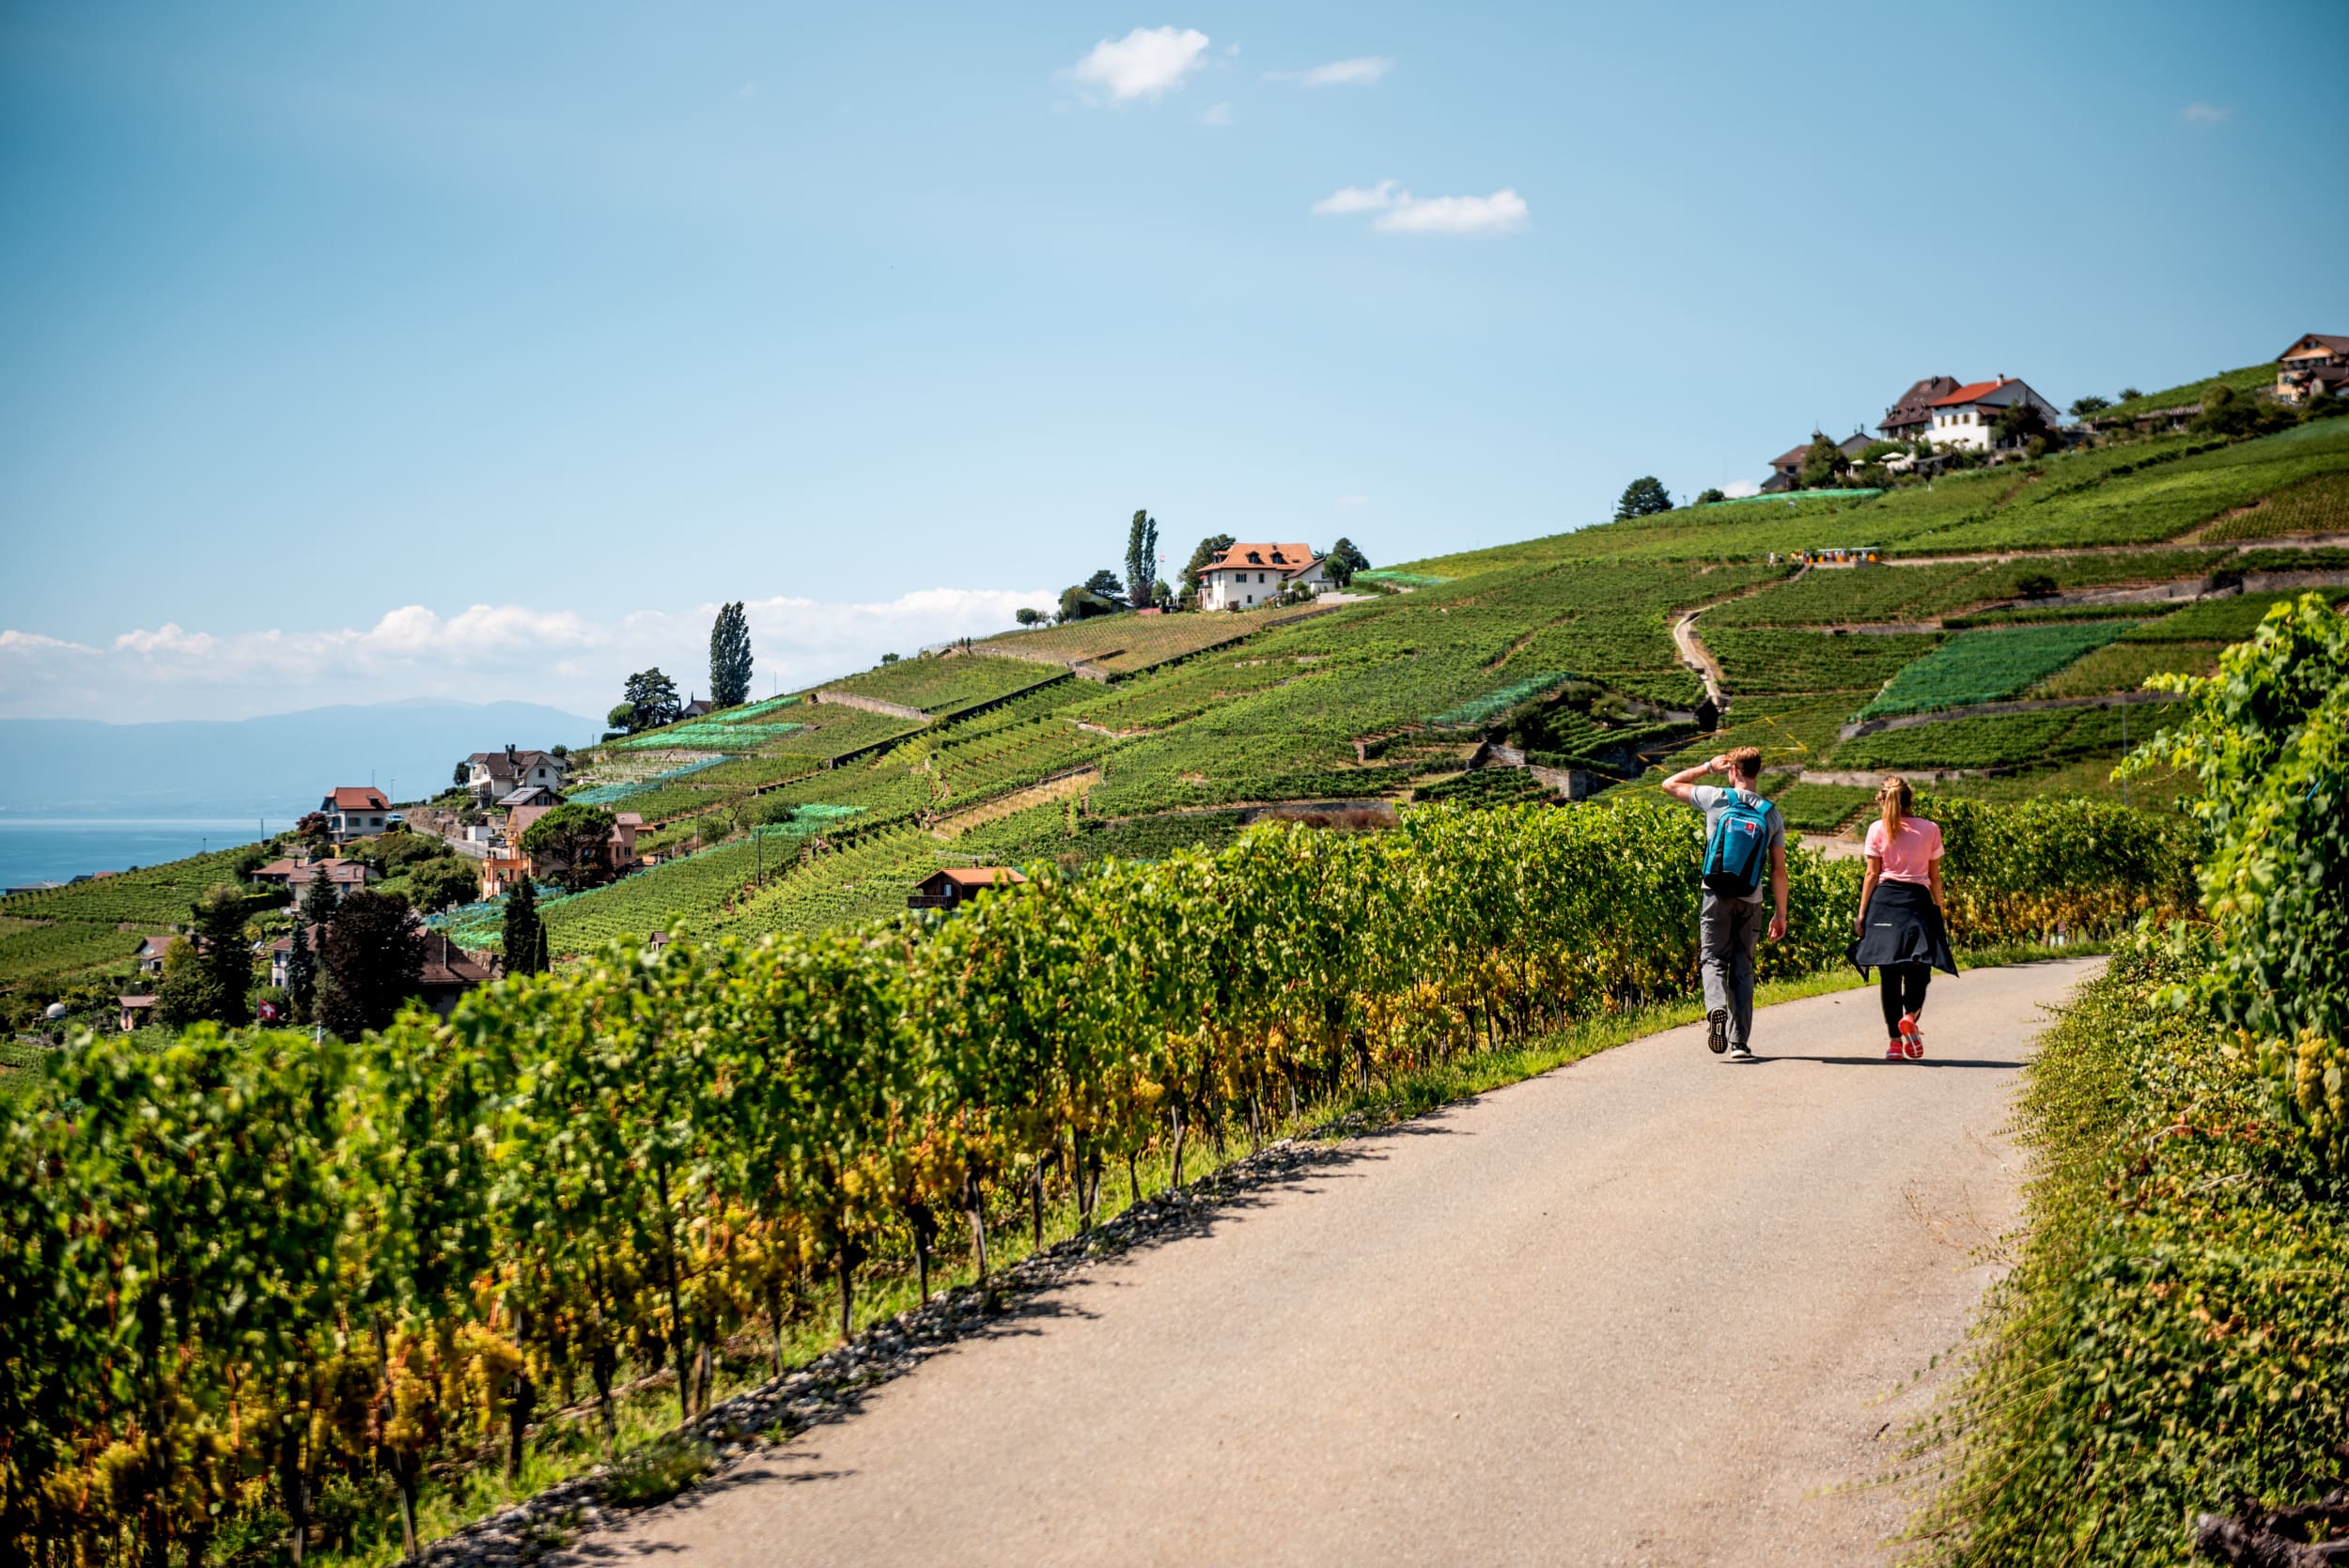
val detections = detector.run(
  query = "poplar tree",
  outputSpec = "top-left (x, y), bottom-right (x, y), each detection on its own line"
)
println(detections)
top-left (1124, 511), bottom-right (1159, 609)
top-left (503, 877), bottom-right (548, 975)
top-left (708, 602), bottom-right (754, 709)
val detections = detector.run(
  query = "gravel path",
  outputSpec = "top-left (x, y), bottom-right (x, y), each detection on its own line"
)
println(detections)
top-left (564, 960), bottom-right (2096, 1568)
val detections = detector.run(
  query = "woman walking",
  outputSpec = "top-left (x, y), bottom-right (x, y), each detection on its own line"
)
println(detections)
top-left (1849, 775), bottom-right (1956, 1060)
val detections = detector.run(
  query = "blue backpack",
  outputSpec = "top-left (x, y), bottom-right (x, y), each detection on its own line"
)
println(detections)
top-left (1702, 790), bottom-right (1776, 896)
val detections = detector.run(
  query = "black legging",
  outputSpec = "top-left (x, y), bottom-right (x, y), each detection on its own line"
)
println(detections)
top-left (1879, 964), bottom-right (1931, 1035)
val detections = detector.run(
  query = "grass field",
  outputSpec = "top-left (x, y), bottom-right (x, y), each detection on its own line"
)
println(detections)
top-left (975, 603), bottom-right (1297, 672)
top-left (2085, 362), bottom-right (2272, 422)
top-left (2200, 468), bottom-right (2349, 541)
top-left (2027, 640), bottom-right (2226, 698)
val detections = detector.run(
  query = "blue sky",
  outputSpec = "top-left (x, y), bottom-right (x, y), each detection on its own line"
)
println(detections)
top-left (2, 1), bottom-right (2342, 720)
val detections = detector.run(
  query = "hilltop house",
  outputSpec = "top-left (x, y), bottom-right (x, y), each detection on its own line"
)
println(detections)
top-left (2276, 333), bottom-right (2349, 403)
top-left (1759, 441), bottom-right (1809, 494)
top-left (907, 866), bottom-right (1027, 911)
top-left (1198, 543), bottom-right (1329, 611)
top-left (481, 808), bottom-right (644, 900)
top-left (320, 786), bottom-right (392, 844)
top-left (1921, 377), bottom-right (2061, 452)
top-left (264, 924), bottom-right (319, 988)
top-left (466, 746), bottom-right (568, 806)
top-left (1877, 376), bottom-right (1963, 441)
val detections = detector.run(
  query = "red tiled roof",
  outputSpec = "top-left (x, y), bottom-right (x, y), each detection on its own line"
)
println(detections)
top-left (1929, 379), bottom-right (2009, 408)
top-left (328, 786), bottom-right (390, 811)
top-left (930, 866), bottom-right (1028, 889)
top-left (1206, 542), bottom-right (1319, 575)
top-left (418, 932), bottom-right (491, 989)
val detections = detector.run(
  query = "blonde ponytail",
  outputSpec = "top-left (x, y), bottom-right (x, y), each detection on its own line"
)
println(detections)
top-left (1879, 774), bottom-right (1912, 839)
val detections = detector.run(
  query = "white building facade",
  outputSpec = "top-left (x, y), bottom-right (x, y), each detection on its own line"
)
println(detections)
top-left (1198, 542), bottom-right (1329, 611)
top-left (1924, 376), bottom-right (2061, 452)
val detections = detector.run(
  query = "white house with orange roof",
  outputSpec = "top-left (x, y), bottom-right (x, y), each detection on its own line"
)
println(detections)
top-left (319, 785), bottom-right (392, 844)
top-left (1197, 542), bottom-right (1329, 612)
top-left (1922, 376), bottom-right (2061, 452)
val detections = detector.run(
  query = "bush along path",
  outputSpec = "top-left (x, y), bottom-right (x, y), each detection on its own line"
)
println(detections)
top-left (1906, 594), bottom-right (2349, 1568)
top-left (1, 791), bottom-right (2191, 1565)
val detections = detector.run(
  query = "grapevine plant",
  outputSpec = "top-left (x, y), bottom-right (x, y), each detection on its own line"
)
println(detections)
top-left (0, 795), bottom-right (2189, 1562)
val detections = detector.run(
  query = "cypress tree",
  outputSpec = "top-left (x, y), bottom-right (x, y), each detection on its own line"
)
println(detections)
top-left (503, 877), bottom-right (546, 976)
top-left (708, 602), bottom-right (754, 710)
top-left (1124, 511), bottom-right (1159, 609)
top-left (284, 906), bottom-right (317, 1019)
top-left (193, 883), bottom-right (255, 1027)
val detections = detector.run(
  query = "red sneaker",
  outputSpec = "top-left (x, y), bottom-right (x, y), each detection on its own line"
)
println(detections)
top-left (1900, 1014), bottom-right (1925, 1060)
top-left (1885, 1038), bottom-right (1906, 1061)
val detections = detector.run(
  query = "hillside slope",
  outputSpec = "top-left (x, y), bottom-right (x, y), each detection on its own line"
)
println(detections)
top-left (7, 411), bottom-right (2345, 988)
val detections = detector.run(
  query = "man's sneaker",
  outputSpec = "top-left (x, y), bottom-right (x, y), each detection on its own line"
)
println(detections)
top-left (1727, 1041), bottom-right (1755, 1062)
top-left (1886, 1039), bottom-right (1906, 1061)
top-left (1900, 1014), bottom-right (1926, 1060)
top-left (1705, 1008), bottom-right (1730, 1055)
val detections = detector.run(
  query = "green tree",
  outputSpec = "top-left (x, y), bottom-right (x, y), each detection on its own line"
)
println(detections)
top-left (1994, 397), bottom-right (2053, 449)
top-left (451, 759), bottom-right (471, 787)
top-left (1693, 487), bottom-right (1727, 505)
top-left (1015, 607), bottom-right (1046, 627)
top-left (1082, 568), bottom-right (1126, 602)
top-left (1613, 475), bottom-right (1673, 520)
top-left (2068, 395), bottom-right (2110, 418)
top-left (406, 858), bottom-right (479, 914)
top-left (1797, 433), bottom-right (1848, 489)
top-left (1060, 582), bottom-right (1119, 622)
top-left (318, 890), bottom-right (425, 1037)
top-left (194, 885), bottom-right (255, 1027)
top-left (616, 668), bottom-right (682, 733)
top-left (501, 875), bottom-right (548, 974)
top-left (708, 602), bottom-right (753, 709)
top-left (521, 802), bottom-right (620, 893)
top-left (1124, 511), bottom-right (1160, 609)
top-left (1324, 537), bottom-right (1370, 587)
top-left (1181, 534), bottom-right (1237, 597)
top-left (283, 906), bottom-right (317, 1019)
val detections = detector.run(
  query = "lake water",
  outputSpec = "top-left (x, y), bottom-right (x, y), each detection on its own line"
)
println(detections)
top-left (0, 818), bottom-right (282, 892)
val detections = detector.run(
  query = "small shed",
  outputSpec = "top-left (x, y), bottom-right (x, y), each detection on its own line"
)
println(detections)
top-left (117, 995), bottom-right (157, 1032)
top-left (908, 866), bottom-right (1029, 911)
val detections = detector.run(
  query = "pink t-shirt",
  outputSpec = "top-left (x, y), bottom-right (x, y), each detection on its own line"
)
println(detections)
top-left (1864, 816), bottom-right (1943, 884)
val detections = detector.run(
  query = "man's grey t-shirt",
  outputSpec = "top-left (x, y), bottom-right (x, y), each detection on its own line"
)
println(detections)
top-left (1688, 784), bottom-right (1785, 904)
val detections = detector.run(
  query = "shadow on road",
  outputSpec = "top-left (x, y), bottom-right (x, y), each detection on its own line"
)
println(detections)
top-left (1762, 1055), bottom-right (2022, 1070)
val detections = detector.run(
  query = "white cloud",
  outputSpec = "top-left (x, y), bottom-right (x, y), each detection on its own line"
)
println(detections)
top-left (1200, 101), bottom-right (1234, 126)
top-left (1373, 188), bottom-right (1529, 235)
top-left (1335, 494), bottom-right (1369, 509)
top-left (1311, 179), bottom-right (1398, 214)
top-left (0, 590), bottom-right (1055, 722)
top-left (1314, 182), bottom-right (1530, 235)
top-left (1067, 26), bottom-right (1212, 102)
top-left (1298, 56), bottom-right (1392, 86)
top-left (1719, 481), bottom-right (1761, 500)
top-left (2181, 101), bottom-right (2230, 126)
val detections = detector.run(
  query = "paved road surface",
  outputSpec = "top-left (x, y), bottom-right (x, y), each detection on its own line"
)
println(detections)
top-left (575, 960), bottom-right (2097, 1567)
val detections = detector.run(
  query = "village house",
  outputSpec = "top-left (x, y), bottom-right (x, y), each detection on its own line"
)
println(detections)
top-left (1197, 543), bottom-right (1329, 612)
top-left (907, 866), bottom-right (1028, 911)
top-left (1759, 437), bottom-right (1817, 494)
top-left (2275, 333), bottom-right (2349, 404)
top-left (1876, 376), bottom-right (1963, 441)
top-left (132, 933), bottom-right (179, 977)
top-left (250, 856), bottom-right (379, 893)
top-left (465, 745), bottom-right (569, 806)
top-left (117, 995), bottom-right (157, 1032)
top-left (1921, 376), bottom-right (2061, 452)
top-left (480, 808), bottom-right (643, 899)
top-left (319, 785), bottom-right (392, 844)
top-left (415, 932), bottom-right (494, 1017)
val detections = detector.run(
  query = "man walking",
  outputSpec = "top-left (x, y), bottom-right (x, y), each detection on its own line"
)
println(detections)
top-left (1661, 747), bottom-right (1788, 1061)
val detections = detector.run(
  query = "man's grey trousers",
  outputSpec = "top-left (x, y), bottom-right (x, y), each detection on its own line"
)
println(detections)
top-left (1700, 892), bottom-right (1766, 1048)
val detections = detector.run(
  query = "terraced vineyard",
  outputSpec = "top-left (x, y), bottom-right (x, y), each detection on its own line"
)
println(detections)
top-left (1858, 622), bottom-right (2131, 718)
top-left (826, 653), bottom-right (1060, 713)
top-left (9, 406), bottom-right (2341, 1003)
top-left (974, 602), bottom-right (1298, 672)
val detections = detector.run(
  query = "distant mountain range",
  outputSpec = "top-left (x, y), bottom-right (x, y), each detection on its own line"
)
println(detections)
top-left (0, 700), bottom-right (599, 818)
